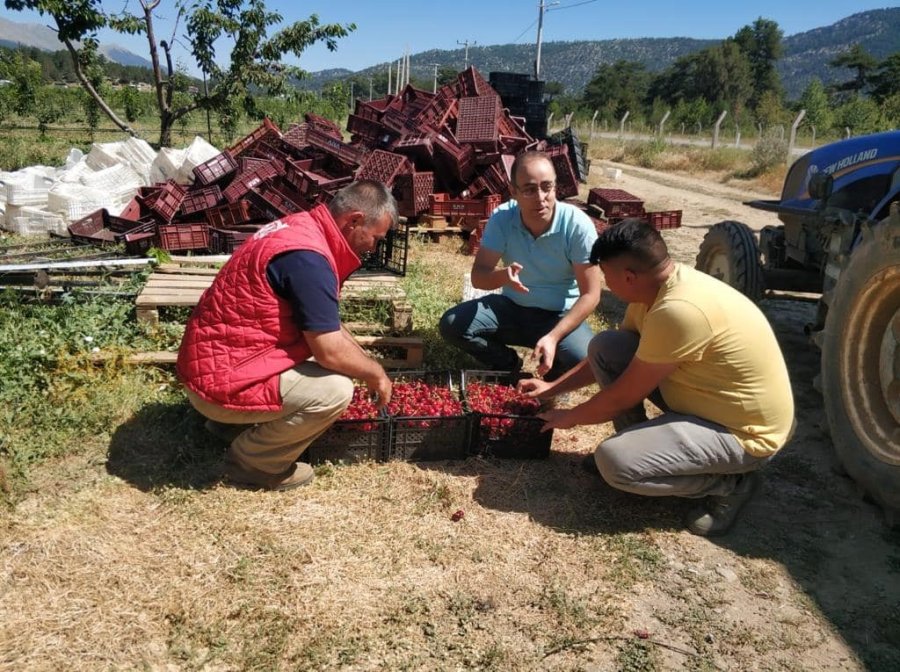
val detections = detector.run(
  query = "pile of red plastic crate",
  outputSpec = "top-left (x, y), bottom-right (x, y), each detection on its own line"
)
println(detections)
top-left (66, 67), bottom-right (595, 258)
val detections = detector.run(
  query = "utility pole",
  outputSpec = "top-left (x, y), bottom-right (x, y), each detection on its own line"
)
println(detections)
top-left (457, 39), bottom-right (476, 69)
top-left (535, 1), bottom-right (559, 80)
top-left (432, 63), bottom-right (440, 93)
top-left (349, 81), bottom-right (354, 110)
top-left (368, 76), bottom-right (373, 101)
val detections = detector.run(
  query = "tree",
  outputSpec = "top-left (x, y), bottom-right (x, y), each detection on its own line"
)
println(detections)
top-left (870, 52), bottom-right (900, 103)
top-left (733, 18), bottom-right (783, 112)
top-left (829, 44), bottom-right (878, 97)
top-left (798, 77), bottom-right (832, 135)
top-left (754, 89), bottom-right (784, 127)
top-left (696, 41), bottom-right (752, 122)
top-left (0, 51), bottom-right (43, 116)
top-left (582, 60), bottom-right (650, 121)
top-left (834, 96), bottom-right (882, 135)
top-left (4, 0), bottom-right (356, 147)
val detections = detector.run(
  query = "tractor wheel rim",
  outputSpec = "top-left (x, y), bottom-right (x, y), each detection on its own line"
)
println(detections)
top-left (708, 250), bottom-right (732, 283)
top-left (843, 267), bottom-right (900, 465)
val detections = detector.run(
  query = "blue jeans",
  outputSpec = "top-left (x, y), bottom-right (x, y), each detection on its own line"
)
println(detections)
top-left (438, 294), bottom-right (594, 380)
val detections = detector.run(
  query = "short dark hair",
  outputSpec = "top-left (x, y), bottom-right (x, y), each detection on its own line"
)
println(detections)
top-left (590, 218), bottom-right (669, 270)
top-left (329, 179), bottom-right (399, 228)
top-left (510, 150), bottom-right (555, 186)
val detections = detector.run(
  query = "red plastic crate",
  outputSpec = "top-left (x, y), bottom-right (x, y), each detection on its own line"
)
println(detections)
top-left (354, 100), bottom-right (384, 122)
top-left (455, 95), bottom-right (501, 147)
top-left (432, 131), bottom-right (475, 182)
top-left (281, 123), bottom-right (310, 153)
top-left (545, 146), bottom-right (579, 200)
top-left (458, 66), bottom-right (494, 97)
top-left (139, 179), bottom-right (186, 222)
top-left (192, 151), bottom-right (238, 186)
top-left (647, 210), bottom-right (683, 230)
top-left (304, 112), bottom-right (343, 139)
top-left (355, 150), bottom-right (411, 187)
top-left (221, 161), bottom-right (283, 202)
top-left (208, 225), bottom-right (260, 253)
top-left (305, 126), bottom-right (367, 167)
top-left (124, 230), bottom-right (157, 255)
top-left (205, 200), bottom-right (254, 229)
top-left (68, 209), bottom-right (119, 244)
top-left (430, 193), bottom-right (501, 219)
top-left (245, 181), bottom-right (304, 220)
top-left (248, 140), bottom-right (292, 165)
top-left (227, 118), bottom-right (281, 158)
top-left (587, 188), bottom-right (646, 218)
top-left (393, 171), bottom-right (434, 218)
top-left (180, 185), bottom-right (223, 216)
top-left (391, 134), bottom-right (434, 162)
top-left (157, 223), bottom-right (210, 252)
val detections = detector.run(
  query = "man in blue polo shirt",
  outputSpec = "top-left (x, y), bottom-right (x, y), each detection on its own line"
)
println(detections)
top-left (439, 151), bottom-right (601, 379)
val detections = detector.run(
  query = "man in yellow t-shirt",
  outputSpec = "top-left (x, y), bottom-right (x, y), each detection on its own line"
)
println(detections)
top-left (519, 219), bottom-right (795, 536)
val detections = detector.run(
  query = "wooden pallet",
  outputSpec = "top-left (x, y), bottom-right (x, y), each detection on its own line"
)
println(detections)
top-left (136, 264), bottom-right (412, 333)
top-left (93, 335), bottom-right (424, 370)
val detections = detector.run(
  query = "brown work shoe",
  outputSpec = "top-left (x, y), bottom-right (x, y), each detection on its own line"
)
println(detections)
top-left (223, 455), bottom-right (314, 491)
top-left (685, 472), bottom-right (761, 537)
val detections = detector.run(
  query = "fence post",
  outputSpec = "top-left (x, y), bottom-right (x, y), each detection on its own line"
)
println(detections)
top-left (657, 110), bottom-right (670, 137)
top-left (548, 112), bottom-right (555, 127)
top-left (619, 111), bottom-right (630, 140)
top-left (591, 110), bottom-right (599, 140)
top-left (811, 125), bottom-right (816, 147)
top-left (712, 110), bottom-right (727, 149)
top-left (777, 124), bottom-right (784, 140)
top-left (845, 126), bottom-right (851, 139)
top-left (564, 111), bottom-right (574, 127)
top-left (735, 128), bottom-right (741, 148)
top-left (788, 109), bottom-right (806, 162)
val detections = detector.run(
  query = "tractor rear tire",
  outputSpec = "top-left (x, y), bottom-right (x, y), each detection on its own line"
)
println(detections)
top-left (821, 217), bottom-right (900, 517)
top-left (695, 221), bottom-right (764, 302)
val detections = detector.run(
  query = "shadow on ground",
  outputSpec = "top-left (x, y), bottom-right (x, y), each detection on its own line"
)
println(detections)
top-left (106, 401), bottom-right (227, 491)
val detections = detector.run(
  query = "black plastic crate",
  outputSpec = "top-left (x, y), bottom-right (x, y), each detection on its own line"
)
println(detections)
top-left (386, 371), bottom-right (469, 461)
top-left (307, 393), bottom-right (389, 464)
top-left (462, 370), bottom-right (552, 459)
top-left (362, 220), bottom-right (409, 276)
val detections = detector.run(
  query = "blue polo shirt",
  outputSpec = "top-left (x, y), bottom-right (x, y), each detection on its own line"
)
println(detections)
top-left (480, 200), bottom-right (597, 311)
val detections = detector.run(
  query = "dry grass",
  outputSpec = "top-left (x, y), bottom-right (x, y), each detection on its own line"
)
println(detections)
top-left (0, 233), bottom-right (876, 671)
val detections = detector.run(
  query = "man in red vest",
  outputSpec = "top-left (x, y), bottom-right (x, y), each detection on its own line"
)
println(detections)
top-left (177, 180), bottom-right (397, 490)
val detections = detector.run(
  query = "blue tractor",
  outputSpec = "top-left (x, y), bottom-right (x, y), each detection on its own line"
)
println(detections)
top-left (695, 130), bottom-right (900, 522)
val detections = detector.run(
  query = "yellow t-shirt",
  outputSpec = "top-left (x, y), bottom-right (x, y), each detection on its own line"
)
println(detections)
top-left (621, 263), bottom-right (794, 456)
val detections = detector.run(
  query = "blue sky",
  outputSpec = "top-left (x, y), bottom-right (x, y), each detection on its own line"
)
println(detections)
top-left (0, 1), bottom-right (894, 73)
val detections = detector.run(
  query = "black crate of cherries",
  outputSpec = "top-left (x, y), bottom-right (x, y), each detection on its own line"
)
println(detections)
top-left (462, 370), bottom-right (551, 459)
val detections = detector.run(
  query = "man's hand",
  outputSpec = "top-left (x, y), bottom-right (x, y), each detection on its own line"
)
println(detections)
top-left (532, 334), bottom-right (559, 377)
top-left (517, 377), bottom-right (552, 398)
top-left (537, 408), bottom-right (577, 432)
top-left (506, 263), bottom-right (529, 293)
top-left (367, 373), bottom-right (392, 410)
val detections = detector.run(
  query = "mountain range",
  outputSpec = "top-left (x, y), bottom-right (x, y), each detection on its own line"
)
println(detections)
top-left (0, 16), bottom-right (153, 69)
top-left (1, 8), bottom-right (899, 99)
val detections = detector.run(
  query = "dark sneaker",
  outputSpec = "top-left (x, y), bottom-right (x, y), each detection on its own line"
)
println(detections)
top-left (685, 472), bottom-right (761, 537)
top-left (205, 419), bottom-right (253, 444)
top-left (223, 454), bottom-right (314, 491)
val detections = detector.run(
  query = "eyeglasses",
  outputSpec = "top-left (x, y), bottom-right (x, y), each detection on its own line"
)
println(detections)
top-left (515, 181), bottom-right (556, 198)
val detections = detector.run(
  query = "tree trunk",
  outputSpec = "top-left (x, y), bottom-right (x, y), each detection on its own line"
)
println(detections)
top-left (60, 36), bottom-right (138, 138)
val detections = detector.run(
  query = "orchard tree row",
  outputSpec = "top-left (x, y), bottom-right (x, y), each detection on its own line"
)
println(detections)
top-left (552, 20), bottom-right (900, 138)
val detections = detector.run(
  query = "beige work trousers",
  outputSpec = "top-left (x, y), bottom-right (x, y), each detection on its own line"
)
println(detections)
top-left (186, 361), bottom-right (353, 474)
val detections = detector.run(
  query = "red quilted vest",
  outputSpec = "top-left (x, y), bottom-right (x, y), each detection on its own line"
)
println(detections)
top-left (176, 205), bottom-right (361, 411)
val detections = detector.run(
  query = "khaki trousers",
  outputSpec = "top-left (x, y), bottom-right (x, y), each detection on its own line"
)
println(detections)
top-left (186, 361), bottom-right (353, 474)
